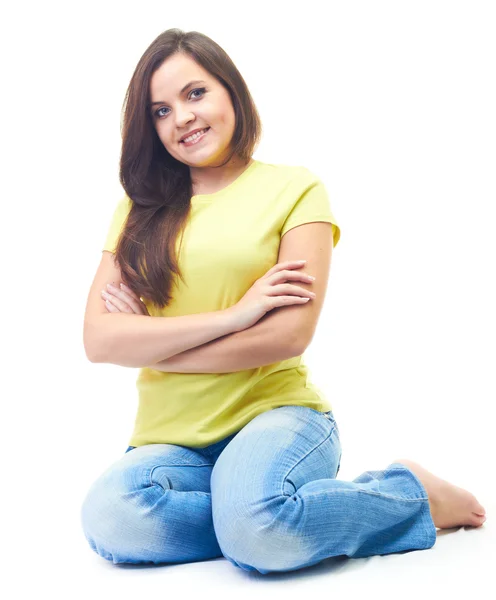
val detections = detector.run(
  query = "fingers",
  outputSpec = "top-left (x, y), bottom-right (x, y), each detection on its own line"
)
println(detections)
top-left (105, 300), bottom-right (119, 312)
top-left (120, 283), bottom-right (150, 315)
top-left (105, 291), bottom-right (134, 313)
top-left (284, 283), bottom-right (316, 298)
top-left (103, 284), bottom-right (141, 314)
top-left (268, 283), bottom-right (315, 299)
top-left (119, 282), bottom-right (140, 300)
top-left (104, 282), bottom-right (149, 316)
top-left (269, 270), bottom-right (315, 284)
top-left (263, 260), bottom-right (306, 279)
top-left (120, 283), bottom-right (148, 306)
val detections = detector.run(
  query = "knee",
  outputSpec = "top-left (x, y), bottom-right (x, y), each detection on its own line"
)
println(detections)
top-left (212, 497), bottom-right (305, 574)
top-left (80, 464), bottom-right (164, 565)
top-left (80, 469), bottom-right (128, 563)
top-left (215, 518), bottom-right (304, 574)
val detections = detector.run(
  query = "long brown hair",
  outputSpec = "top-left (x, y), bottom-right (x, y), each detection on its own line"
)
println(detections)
top-left (114, 28), bottom-right (262, 309)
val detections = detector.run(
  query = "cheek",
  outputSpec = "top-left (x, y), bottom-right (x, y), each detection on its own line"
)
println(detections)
top-left (156, 124), bottom-right (174, 145)
top-left (214, 110), bottom-right (235, 136)
top-left (208, 96), bottom-right (234, 127)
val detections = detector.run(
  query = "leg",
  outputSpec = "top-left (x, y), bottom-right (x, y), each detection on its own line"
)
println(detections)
top-left (80, 437), bottom-right (235, 565)
top-left (210, 405), bottom-right (437, 575)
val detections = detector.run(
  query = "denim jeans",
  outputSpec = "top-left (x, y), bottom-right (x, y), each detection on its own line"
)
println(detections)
top-left (80, 405), bottom-right (437, 573)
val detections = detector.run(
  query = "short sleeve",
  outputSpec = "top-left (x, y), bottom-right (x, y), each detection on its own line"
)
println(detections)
top-left (102, 195), bottom-right (132, 253)
top-left (280, 171), bottom-right (341, 247)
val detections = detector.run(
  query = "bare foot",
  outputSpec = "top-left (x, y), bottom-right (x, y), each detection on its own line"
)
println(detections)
top-left (392, 458), bottom-right (487, 529)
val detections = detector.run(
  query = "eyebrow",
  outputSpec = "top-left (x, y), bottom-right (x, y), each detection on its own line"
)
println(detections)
top-left (150, 80), bottom-right (207, 106)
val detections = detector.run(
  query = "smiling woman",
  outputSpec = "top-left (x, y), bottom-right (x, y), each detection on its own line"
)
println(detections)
top-left (80, 25), bottom-right (488, 576)
top-left (88, 25), bottom-right (344, 449)
top-left (107, 30), bottom-right (262, 311)
top-left (147, 51), bottom-right (251, 186)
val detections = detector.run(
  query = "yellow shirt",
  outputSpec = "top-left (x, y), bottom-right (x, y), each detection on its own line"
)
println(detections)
top-left (102, 159), bottom-right (341, 448)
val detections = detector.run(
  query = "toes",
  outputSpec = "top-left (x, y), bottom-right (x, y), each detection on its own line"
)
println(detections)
top-left (470, 513), bottom-right (487, 526)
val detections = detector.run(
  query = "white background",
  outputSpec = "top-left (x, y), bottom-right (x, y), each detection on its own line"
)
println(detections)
top-left (2, 0), bottom-right (494, 597)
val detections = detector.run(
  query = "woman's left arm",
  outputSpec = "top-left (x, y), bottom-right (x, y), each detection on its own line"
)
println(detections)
top-left (102, 283), bottom-right (297, 373)
top-left (148, 312), bottom-right (296, 373)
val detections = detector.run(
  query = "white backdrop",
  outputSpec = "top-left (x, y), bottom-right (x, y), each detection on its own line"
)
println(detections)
top-left (2, 0), bottom-right (494, 597)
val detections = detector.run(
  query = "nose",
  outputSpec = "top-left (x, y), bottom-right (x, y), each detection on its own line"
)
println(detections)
top-left (175, 110), bottom-right (196, 130)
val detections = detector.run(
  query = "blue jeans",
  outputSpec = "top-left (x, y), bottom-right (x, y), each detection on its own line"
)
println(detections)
top-left (80, 405), bottom-right (437, 573)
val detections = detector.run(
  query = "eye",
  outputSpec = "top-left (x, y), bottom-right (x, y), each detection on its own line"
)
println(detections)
top-left (154, 87), bottom-right (206, 119)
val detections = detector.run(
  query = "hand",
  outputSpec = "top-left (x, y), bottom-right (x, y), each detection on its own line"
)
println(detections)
top-left (227, 260), bottom-right (316, 332)
top-left (102, 283), bottom-right (150, 316)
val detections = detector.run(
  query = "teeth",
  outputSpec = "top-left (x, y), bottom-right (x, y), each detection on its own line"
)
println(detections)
top-left (182, 128), bottom-right (208, 143)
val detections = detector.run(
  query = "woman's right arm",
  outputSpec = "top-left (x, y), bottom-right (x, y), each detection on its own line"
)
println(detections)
top-left (86, 311), bottom-right (237, 368)
top-left (83, 252), bottom-right (238, 368)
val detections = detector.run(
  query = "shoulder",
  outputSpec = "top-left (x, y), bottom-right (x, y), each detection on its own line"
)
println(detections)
top-left (257, 160), bottom-right (321, 189)
top-left (109, 194), bottom-right (133, 221)
top-left (117, 194), bottom-right (133, 211)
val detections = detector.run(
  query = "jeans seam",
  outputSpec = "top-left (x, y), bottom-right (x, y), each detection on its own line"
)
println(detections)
top-left (302, 488), bottom-right (429, 502)
top-left (281, 425), bottom-right (337, 497)
top-left (148, 462), bottom-right (214, 486)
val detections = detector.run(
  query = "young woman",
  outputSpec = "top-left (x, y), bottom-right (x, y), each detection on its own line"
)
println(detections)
top-left (81, 28), bottom-right (486, 573)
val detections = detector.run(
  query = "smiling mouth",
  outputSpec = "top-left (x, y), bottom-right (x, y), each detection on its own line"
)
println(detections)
top-left (180, 127), bottom-right (211, 144)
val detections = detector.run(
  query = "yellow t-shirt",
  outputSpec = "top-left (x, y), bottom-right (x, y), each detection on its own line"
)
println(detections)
top-left (102, 159), bottom-right (341, 448)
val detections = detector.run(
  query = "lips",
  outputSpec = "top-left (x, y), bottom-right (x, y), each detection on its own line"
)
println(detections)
top-left (179, 127), bottom-right (210, 143)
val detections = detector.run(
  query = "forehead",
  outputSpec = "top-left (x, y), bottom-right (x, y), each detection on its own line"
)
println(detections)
top-left (150, 54), bottom-right (213, 99)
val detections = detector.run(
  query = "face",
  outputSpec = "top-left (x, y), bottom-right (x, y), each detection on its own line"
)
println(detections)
top-left (149, 53), bottom-right (237, 167)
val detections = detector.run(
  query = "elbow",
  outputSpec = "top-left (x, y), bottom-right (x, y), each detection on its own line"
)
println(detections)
top-left (84, 339), bottom-right (102, 363)
top-left (83, 328), bottom-right (140, 367)
top-left (83, 321), bottom-right (107, 363)
top-left (86, 348), bottom-right (103, 363)
top-left (83, 334), bottom-right (96, 362)
top-left (291, 330), bottom-right (312, 357)
top-left (280, 337), bottom-right (305, 359)
top-left (290, 342), bottom-right (306, 358)
top-left (85, 340), bottom-right (109, 364)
